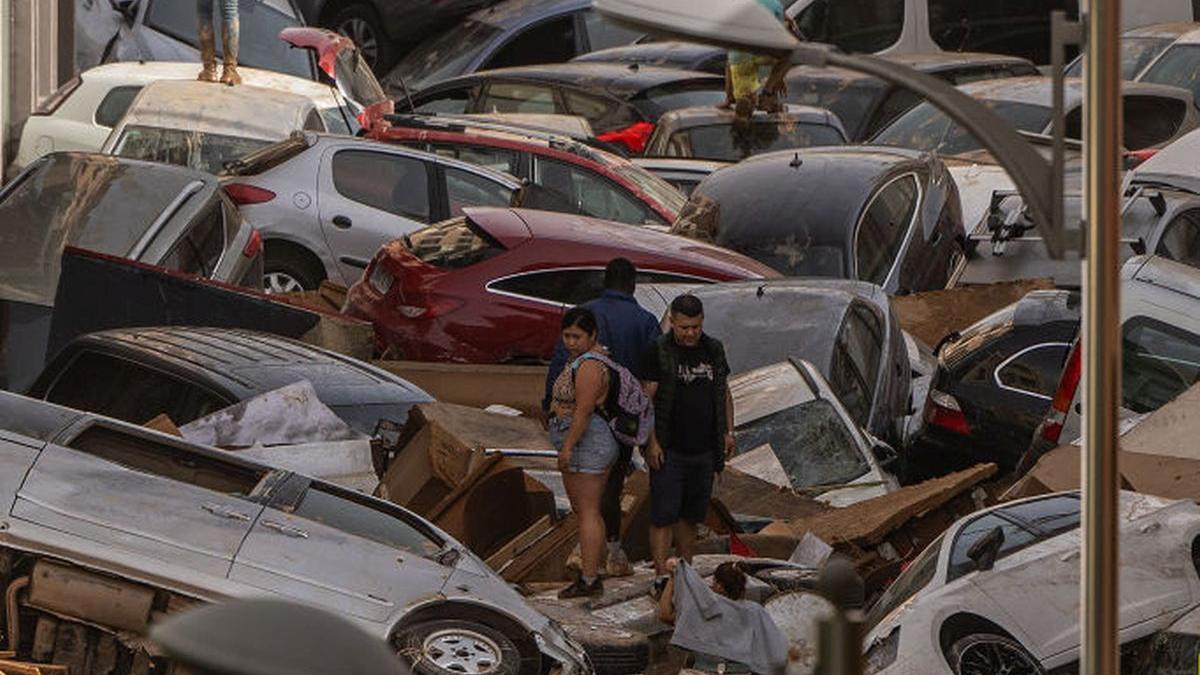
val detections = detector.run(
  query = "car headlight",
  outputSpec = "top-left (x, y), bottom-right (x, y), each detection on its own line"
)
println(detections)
top-left (863, 627), bottom-right (900, 675)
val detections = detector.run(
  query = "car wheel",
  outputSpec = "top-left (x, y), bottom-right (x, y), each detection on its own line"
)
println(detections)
top-left (263, 245), bottom-right (325, 294)
top-left (331, 3), bottom-right (395, 72)
top-left (947, 633), bottom-right (1044, 675)
top-left (393, 620), bottom-right (523, 675)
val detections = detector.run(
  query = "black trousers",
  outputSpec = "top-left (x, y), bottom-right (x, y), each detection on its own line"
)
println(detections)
top-left (602, 442), bottom-right (634, 541)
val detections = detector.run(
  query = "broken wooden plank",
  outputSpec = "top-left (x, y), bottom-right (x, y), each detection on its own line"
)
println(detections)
top-left (503, 515), bottom-right (580, 583)
top-left (0, 660), bottom-right (70, 675)
top-left (486, 515), bottom-right (554, 571)
top-left (713, 468), bottom-right (829, 521)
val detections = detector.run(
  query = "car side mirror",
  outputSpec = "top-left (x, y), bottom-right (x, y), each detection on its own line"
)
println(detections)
top-left (967, 526), bottom-right (1005, 573)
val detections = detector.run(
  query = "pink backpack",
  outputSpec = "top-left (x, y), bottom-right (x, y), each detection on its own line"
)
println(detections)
top-left (572, 352), bottom-right (654, 447)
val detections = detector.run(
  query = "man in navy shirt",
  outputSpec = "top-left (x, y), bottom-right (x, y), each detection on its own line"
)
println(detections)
top-left (544, 258), bottom-right (661, 575)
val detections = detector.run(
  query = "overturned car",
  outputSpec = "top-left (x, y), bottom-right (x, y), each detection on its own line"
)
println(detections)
top-left (0, 392), bottom-right (589, 675)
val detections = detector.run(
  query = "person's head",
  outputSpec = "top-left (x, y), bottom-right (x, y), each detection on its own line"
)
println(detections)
top-left (561, 306), bottom-right (599, 357)
top-left (604, 257), bottom-right (637, 295)
top-left (669, 294), bottom-right (704, 347)
top-left (712, 562), bottom-right (747, 600)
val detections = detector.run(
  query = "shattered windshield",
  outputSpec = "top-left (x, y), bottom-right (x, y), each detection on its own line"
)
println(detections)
top-left (665, 122), bottom-right (846, 162)
top-left (734, 399), bottom-right (869, 490)
top-left (386, 20), bottom-right (502, 93)
top-left (114, 125), bottom-right (274, 175)
top-left (872, 99), bottom-right (1052, 155)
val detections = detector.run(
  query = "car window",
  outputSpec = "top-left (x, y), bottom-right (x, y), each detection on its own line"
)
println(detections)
top-left (638, 82), bottom-right (727, 117)
top-left (866, 535), bottom-right (943, 629)
top-left (67, 424), bottom-right (265, 496)
top-left (855, 174), bottom-right (918, 285)
top-left (161, 197), bottom-right (226, 277)
top-left (999, 494), bottom-right (1080, 539)
top-left (794, 0), bottom-right (904, 53)
top-left (387, 22), bottom-right (502, 93)
top-left (403, 216), bottom-right (505, 269)
top-left (94, 86), bottom-right (142, 128)
top-left (928, 0), bottom-right (1078, 64)
top-left (1122, 317), bottom-right (1200, 413)
top-left (114, 125), bottom-right (273, 174)
top-left (413, 87), bottom-right (476, 115)
top-left (291, 483), bottom-right (442, 556)
top-left (865, 88), bottom-right (921, 138)
top-left (486, 16), bottom-right (579, 70)
top-left (561, 89), bottom-right (638, 134)
top-left (143, 0), bottom-right (311, 79)
top-left (45, 351), bottom-right (228, 426)
top-left (1122, 95), bottom-right (1187, 151)
top-left (872, 100), bottom-right (1052, 153)
top-left (1156, 209), bottom-right (1200, 269)
top-left (734, 399), bottom-right (870, 489)
top-left (581, 9), bottom-right (644, 51)
top-left (1067, 37), bottom-right (1173, 78)
top-left (664, 122), bottom-right (845, 162)
top-left (331, 150), bottom-right (430, 222)
top-left (843, 303), bottom-right (884, 399)
top-left (1139, 44), bottom-right (1200, 108)
top-left (480, 82), bottom-right (559, 115)
top-left (996, 343), bottom-right (1071, 399)
top-left (534, 156), bottom-right (653, 224)
top-left (429, 143), bottom-right (520, 175)
top-left (491, 269), bottom-right (605, 305)
top-left (831, 338), bottom-right (872, 426)
top-left (947, 512), bottom-right (1039, 582)
top-left (444, 166), bottom-right (516, 217)
top-left (302, 108), bottom-right (325, 132)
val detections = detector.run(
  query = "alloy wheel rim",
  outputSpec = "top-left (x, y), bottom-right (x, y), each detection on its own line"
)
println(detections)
top-left (264, 272), bottom-right (304, 294)
top-left (420, 628), bottom-right (502, 675)
top-left (957, 638), bottom-right (1040, 675)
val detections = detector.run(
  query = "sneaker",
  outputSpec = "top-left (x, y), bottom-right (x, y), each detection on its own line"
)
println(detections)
top-left (558, 577), bottom-right (603, 599)
top-left (606, 548), bottom-right (634, 578)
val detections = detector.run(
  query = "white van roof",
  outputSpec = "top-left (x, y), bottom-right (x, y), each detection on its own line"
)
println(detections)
top-left (118, 80), bottom-right (317, 141)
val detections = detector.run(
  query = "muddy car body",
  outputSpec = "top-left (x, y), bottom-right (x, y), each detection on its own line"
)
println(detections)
top-left (397, 62), bottom-right (725, 154)
top-left (571, 40), bottom-right (728, 74)
top-left (672, 146), bottom-right (966, 295)
top-left (863, 491), bottom-right (1200, 674)
top-left (343, 207), bottom-right (778, 363)
top-left (630, 157), bottom-right (724, 196)
top-left (643, 105), bottom-right (848, 163)
top-left (0, 391), bottom-right (589, 674)
top-left (28, 327), bottom-right (432, 435)
top-left (1065, 21), bottom-right (1199, 79)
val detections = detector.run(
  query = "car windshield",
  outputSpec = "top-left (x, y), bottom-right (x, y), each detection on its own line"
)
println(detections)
top-left (386, 20), bottom-right (502, 93)
top-left (144, 0), bottom-right (312, 79)
top-left (1066, 36), bottom-right (1175, 78)
top-left (865, 534), bottom-right (943, 630)
top-left (1139, 44), bottom-right (1200, 106)
top-left (787, 79), bottom-right (887, 139)
top-left (665, 122), bottom-right (845, 162)
top-left (114, 125), bottom-right (274, 175)
top-left (734, 399), bottom-right (870, 490)
top-left (608, 161), bottom-right (688, 214)
top-left (872, 99), bottom-right (1052, 155)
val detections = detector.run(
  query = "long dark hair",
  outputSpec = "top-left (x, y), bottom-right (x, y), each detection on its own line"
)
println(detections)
top-left (561, 306), bottom-right (598, 336)
top-left (713, 562), bottom-right (747, 600)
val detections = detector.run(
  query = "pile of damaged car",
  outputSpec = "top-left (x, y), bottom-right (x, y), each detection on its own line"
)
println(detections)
top-left (8, 2), bottom-right (1200, 674)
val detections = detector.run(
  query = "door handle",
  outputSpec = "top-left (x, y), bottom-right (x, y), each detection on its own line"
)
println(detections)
top-left (201, 502), bottom-right (250, 522)
top-left (332, 215), bottom-right (353, 229)
top-left (261, 519), bottom-right (309, 539)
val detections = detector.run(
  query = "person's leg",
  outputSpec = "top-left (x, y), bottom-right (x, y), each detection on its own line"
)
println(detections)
top-left (649, 451), bottom-right (683, 576)
top-left (675, 454), bottom-right (716, 564)
top-left (674, 520), bottom-right (698, 563)
top-left (572, 471), bottom-right (610, 581)
top-left (196, 0), bottom-right (218, 81)
top-left (219, 0), bottom-right (241, 85)
top-left (601, 442), bottom-right (633, 575)
top-left (649, 523), bottom-right (674, 575)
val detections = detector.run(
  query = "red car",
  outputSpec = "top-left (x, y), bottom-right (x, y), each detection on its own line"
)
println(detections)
top-left (368, 117), bottom-right (687, 227)
top-left (344, 207), bottom-right (779, 363)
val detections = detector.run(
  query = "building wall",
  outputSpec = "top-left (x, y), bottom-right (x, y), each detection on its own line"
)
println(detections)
top-left (2, 0), bottom-right (74, 176)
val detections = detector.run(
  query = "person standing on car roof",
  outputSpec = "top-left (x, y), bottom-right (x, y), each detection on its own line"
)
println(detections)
top-left (197, 0), bottom-right (241, 86)
top-left (724, 0), bottom-right (795, 119)
top-left (641, 294), bottom-right (735, 597)
top-left (544, 258), bottom-right (661, 578)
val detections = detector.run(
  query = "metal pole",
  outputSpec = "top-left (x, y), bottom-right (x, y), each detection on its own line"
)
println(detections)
top-left (1082, 0), bottom-right (1122, 670)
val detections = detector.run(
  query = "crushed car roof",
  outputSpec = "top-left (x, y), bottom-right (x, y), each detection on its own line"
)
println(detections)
top-left (119, 80), bottom-right (317, 141)
top-left (434, 62), bottom-right (723, 99)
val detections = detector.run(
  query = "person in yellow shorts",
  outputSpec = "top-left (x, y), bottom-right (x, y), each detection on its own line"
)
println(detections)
top-left (724, 0), bottom-right (795, 120)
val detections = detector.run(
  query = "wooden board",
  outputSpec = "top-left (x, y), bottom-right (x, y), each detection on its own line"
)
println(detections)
top-left (0, 661), bottom-right (70, 675)
top-left (486, 516), bottom-right (554, 571)
top-left (713, 468), bottom-right (829, 521)
top-left (502, 514), bottom-right (580, 583)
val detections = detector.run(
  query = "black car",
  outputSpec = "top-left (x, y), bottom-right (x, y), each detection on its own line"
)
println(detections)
top-left (571, 40), bottom-right (728, 74)
top-left (912, 290), bottom-right (1080, 477)
top-left (675, 279), bottom-right (913, 447)
top-left (28, 327), bottom-right (433, 435)
top-left (672, 146), bottom-right (966, 295)
top-left (397, 62), bottom-right (725, 151)
top-left (785, 52), bottom-right (1040, 141)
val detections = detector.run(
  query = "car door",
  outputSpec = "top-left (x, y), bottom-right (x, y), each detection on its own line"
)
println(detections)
top-left (484, 268), bottom-right (605, 360)
top-left (830, 302), bottom-right (886, 438)
top-left (230, 477), bottom-right (452, 623)
top-left (10, 422), bottom-right (267, 578)
top-left (318, 145), bottom-right (435, 285)
top-left (854, 173), bottom-right (920, 294)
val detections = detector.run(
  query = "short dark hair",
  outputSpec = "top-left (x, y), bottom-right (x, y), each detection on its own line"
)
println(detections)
top-left (561, 306), bottom-right (598, 335)
top-left (669, 294), bottom-right (703, 318)
top-left (603, 257), bottom-right (637, 293)
top-left (713, 562), bottom-right (747, 600)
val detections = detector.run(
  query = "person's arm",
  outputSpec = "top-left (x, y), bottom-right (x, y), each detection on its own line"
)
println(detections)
top-left (639, 342), bottom-right (664, 469)
top-left (556, 360), bottom-right (605, 471)
top-left (656, 575), bottom-right (678, 625)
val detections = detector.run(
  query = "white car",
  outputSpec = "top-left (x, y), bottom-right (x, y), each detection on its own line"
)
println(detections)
top-left (863, 491), bottom-right (1200, 674)
top-left (13, 61), bottom-right (355, 174)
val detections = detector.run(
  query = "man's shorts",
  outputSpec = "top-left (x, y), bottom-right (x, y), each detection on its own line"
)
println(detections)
top-left (650, 450), bottom-right (715, 527)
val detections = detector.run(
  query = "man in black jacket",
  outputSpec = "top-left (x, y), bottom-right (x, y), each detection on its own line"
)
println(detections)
top-left (640, 294), bottom-right (735, 593)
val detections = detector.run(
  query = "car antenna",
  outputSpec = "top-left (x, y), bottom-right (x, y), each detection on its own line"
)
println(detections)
top-left (789, 152), bottom-right (803, 169)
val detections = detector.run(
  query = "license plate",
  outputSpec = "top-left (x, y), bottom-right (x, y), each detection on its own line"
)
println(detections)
top-left (369, 264), bottom-right (394, 294)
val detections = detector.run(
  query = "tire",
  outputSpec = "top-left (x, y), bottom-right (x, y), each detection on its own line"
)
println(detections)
top-left (392, 620), bottom-right (524, 675)
top-left (331, 3), bottom-right (396, 73)
top-left (263, 244), bottom-right (325, 294)
top-left (947, 633), bottom-right (1045, 675)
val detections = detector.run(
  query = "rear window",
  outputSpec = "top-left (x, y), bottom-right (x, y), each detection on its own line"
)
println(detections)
top-left (872, 99), bottom-right (1052, 153)
top-left (94, 86), bottom-right (142, 128)
top-left (113, 125), bottom-right (273, 175)
top-left (221, 133), bottom-right (312, 177)
top-left (1121, 95), bottom-right (1186, 151)
top-left (663, 122), bottom-right (845, 162)
top-left (161, 196), bottom-right (226, 277)
top-left (786, 78), bottom-right (888, 140)
top-left (637, 82), bottom-right (726, 117)
top-left (402, 216), bottom-right (504, 269)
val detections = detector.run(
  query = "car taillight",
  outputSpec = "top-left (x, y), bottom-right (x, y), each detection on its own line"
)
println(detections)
top-left (224, 183), bottom-right (276, 206)
top-left (925, 389), bottom-right (970, 436)
top-left (242, 228), bottom-right (262, 258)
top-left (1041, 341), bottom-right (1083, 443)
top-left (397, 294), bottom-right (464, 319)
top-left (33, 75), bottom-right (81, 116)
top-left (597, 121), bottom-right (655, 154)
top-left (1124, 149), bottom-right (1159, 170)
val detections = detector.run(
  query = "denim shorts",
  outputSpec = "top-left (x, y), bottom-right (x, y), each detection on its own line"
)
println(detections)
top-left (549, 414), bottom-right (618, 474)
